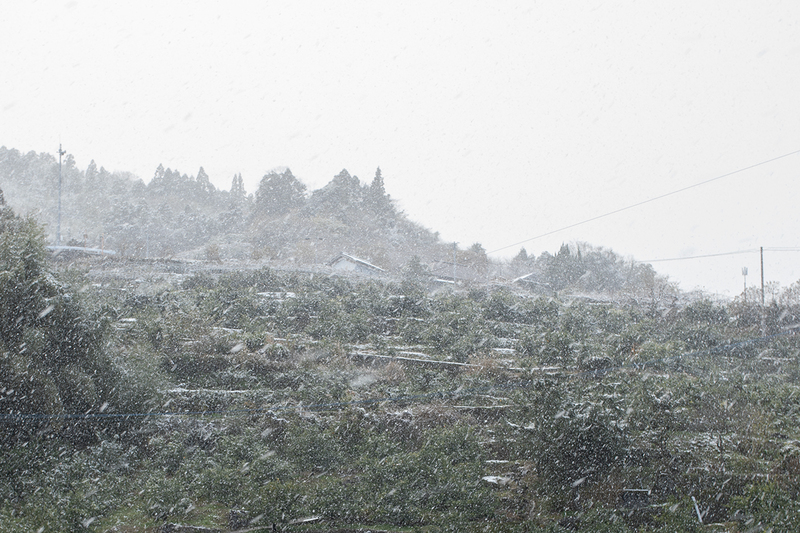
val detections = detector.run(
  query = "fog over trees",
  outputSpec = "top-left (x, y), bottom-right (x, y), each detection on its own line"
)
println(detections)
top-left (0, 146), bottom-right (674, 299)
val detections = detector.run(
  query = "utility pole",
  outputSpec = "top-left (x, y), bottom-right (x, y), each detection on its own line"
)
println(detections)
top-left (452, 242), bottom-right (458, 287)
top-left (56, 143), bottom-right (66, 245)
top-left (760, 246), bottom-right (766, 336)
top-left (741, 267), bottom-right (748, 303)
top-left (760, 247), bottom-right (765, 306)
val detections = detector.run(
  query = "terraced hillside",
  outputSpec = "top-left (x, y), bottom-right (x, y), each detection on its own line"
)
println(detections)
top-left (3, 252), bottom-right (799, 532)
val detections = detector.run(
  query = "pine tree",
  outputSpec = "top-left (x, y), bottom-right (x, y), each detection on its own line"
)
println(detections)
top-left (153, 163), bottom-right (165, 183)
top-left (230, 173), bottom-right (246, 201)
top-left (370, 167), bottom-right (386, 197)
top-left (196, 166), bottom-right (215, 195)
top-left (85, 159), bottom-right (98, 184)
top-left (365, 166), bottom-right (393, 215)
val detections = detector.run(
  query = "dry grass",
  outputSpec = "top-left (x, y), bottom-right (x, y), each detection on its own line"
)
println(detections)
top-left (379, 360), bottom-right (407, 383)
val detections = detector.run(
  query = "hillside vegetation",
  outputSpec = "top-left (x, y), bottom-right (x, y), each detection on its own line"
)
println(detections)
top-left (0, 146), bottom-right (675, 297)
top-left (2, 193), bottom-right (800, 531)
top-left (4, 149), bottom-right (800, 531)
top-left (0, 148), bottom-right (453, 271)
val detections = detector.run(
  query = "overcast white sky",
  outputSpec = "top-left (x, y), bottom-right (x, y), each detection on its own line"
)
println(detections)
top-left (2, 1), bottom-right (799, 296)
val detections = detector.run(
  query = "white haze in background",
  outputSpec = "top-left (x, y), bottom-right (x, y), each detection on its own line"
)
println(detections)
top-left (1, 1), bottom-right (799, 296)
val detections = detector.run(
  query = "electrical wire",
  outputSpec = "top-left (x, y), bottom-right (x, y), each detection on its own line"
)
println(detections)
top-left (488, 148), bottom-right (800, 256)
top-left (640, 249), bottom-right (758, 263)
top-left (641, 247), bottom-right (800, 263)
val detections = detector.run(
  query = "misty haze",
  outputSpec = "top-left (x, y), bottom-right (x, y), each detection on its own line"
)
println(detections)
top-left (2, 2), bottom-right (800, 531)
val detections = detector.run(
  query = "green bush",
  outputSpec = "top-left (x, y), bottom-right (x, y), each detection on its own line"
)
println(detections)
top-left (0, 207), bottom-right (153, 445)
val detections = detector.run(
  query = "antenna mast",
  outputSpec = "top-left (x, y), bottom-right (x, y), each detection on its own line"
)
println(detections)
top-left (56, 143), bottom-right (65, 245)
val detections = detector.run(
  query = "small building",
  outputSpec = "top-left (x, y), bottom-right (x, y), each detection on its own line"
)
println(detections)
top-left (512, 272), bottom-right (538, 284)
top-left (327, 252), bottom-right (385, 274)
top-left (512, 271), bottom-right (552, 293)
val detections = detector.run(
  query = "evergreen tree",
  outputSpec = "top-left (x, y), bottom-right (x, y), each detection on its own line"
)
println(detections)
top-left (153, 163), bottom-right (165, 183)
top-left (161, 167), bottom-right (183, 190)
top-left (544, 243), bottom-right (585, 291)
top-left (307, 169), bottom-right (363, 219)
top-left (196, 166), bottom-right (215, 195)
top-left (466, 242), bottom-right (489, 277)
top-left (470, 242), bottom-right (487, 256)
top-left (404, 255), bottom-right (432, 281)
top-left (365, 166), bottom-right (393, 215)
top-left (370, 167), bottom-right (386, 196)
top-left (222, 173), bottom-right (247, 232)
top-left (0, 207), bottom-right (148, 444)
top-left (98, 165), bottom-right (111, 182)
top-left (254, 168), bottom-right (306, 217)
top-left (85, 159), bottom-right (98, 184)
top-left (230, 173), bottom-right (246, 201)
top-left (331, 168), bottom-right (360, 191)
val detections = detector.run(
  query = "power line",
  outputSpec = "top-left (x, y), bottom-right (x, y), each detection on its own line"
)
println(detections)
top-left (641, 249), bottom-right (758, 263)
top-left (488, 148), bottom-right (800, 255)
top-left (641, 247), bottom-right (800, 263)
